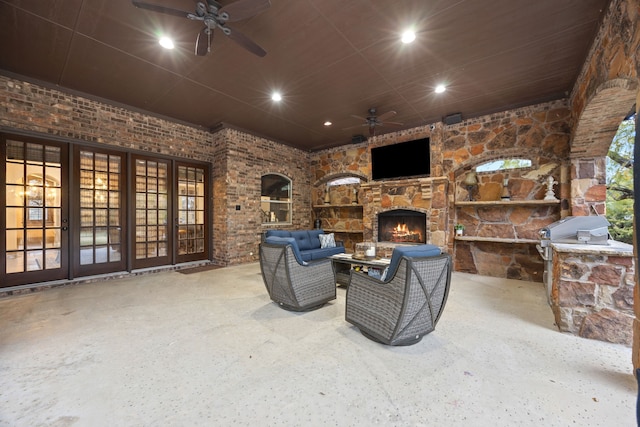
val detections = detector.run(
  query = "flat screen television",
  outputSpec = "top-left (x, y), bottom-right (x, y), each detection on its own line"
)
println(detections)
top-left (371, 138), bottom-right (430, 180)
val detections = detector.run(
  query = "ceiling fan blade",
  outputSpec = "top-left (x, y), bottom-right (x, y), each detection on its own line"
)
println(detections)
top-left (383, 121), bottom-right (404, 126)
top-left (131, 0), bottom-right (191, 18)
top-left (219, 0), bottom-right (271, 22)
top-left (224, 25), bottom-right (267, 57)
top-left (377, 110), bottom-right (397, 121)
top-left (350, 114), bottom-right (368, 121)
top-left (341, 124), bottom-right (368, 131)
top-left (195, 28), bottom-right (211, 56)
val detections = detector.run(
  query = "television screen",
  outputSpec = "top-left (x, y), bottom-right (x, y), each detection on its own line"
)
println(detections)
top-left (371, 138), bottom-right (430, 180)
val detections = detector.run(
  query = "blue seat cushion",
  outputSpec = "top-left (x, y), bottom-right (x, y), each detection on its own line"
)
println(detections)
top-left (384, 244), bottom-right (442, 281)
top-left (308, 245), bottom-right (345, 260)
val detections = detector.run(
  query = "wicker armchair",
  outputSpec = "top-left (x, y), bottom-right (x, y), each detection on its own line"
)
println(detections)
top-left (345, 245), bottom-right (452, 345)
top-left (259, 239), bottom-right (337, 311)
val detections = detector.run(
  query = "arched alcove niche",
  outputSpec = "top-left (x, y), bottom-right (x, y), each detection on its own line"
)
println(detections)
top-left (452, 152), bottom-right (562, 203)
top-left (312, 172), bottom-right (368, 206)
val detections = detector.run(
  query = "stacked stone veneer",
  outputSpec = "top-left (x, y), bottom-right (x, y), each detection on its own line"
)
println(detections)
top-left (310, 128), bottom-right (449, 250)
top-left (564, 0), bottom-right (640, 361)
top-left (551, 246), bottom-right (635, 345)
top-left (361, 177), bottom-right (448, 247)
top-left (443, 101), bottom-right (572, 281)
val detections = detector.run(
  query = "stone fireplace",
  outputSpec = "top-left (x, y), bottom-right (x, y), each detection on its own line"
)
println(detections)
top-left (359, 176), bottom-right (448, 247)
top-left (377, 209), bottom-right (426, 243)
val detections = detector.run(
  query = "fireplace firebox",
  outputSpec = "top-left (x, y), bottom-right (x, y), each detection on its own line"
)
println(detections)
top-left (377, 209), bottom-right (426, 243)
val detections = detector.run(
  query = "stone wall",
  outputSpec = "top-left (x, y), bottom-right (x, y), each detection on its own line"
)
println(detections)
top-left (551, 243), bottom-right (635, 345)
top-left (564, 0), bottom-right (640, 367)
top-left (443, 101), bottom-right (572, 280)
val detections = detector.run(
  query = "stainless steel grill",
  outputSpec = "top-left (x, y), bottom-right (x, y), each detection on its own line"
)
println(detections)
top-left (537, 216), bottom-right (610, 304)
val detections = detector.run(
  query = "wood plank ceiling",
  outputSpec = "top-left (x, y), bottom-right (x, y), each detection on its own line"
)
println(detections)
top-left (0, 0), bottom-right (610, 151)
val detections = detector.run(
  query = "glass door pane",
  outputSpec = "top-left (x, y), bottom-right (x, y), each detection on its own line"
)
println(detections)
top-left (2, 137), bottom-right (68, 287)
top-left (75, 149), bottom-right (125, 275)
top-left (176, 164), bottom-right (208, 263)
top-left (132, 156), bottom-right (171, 268)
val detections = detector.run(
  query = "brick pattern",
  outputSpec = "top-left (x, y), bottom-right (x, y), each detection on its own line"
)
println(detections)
top-left (214, 127), bottom-right (312, 265)
top-left (0, 75), bottom-right (313, 267)
top-left (0, 77), bottom-right (213, 161)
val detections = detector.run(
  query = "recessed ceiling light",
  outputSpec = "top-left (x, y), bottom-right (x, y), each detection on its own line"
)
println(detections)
top-left (271, 92), bottom-right (282, 102)
top-left (324, 121), bottom-right (332, 126)
top-left (435, 84), bottom-right (446, 94)
top-left (159, 36), bottom-right (174, 50)
top-left (401, 30), bottom-right (416, 44)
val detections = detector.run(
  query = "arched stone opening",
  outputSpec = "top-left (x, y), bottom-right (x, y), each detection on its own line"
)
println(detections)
top-left (570, 78), bottom-right (637, 216)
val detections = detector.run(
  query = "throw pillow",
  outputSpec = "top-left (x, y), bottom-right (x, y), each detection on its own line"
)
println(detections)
top-left (319, 233), bottom-right (336, 248)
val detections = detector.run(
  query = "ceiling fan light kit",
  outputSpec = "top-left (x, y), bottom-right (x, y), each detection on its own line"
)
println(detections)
top-left (132, 0), bottom-right (270, 57)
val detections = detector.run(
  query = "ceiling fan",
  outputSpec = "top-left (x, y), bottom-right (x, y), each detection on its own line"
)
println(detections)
top-left (343, 108), bottom-right (404, 136)
top-left (131, 0), bottom-right (270, 57)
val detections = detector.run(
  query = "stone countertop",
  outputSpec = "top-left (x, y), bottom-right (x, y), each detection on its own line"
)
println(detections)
top-left (551, 239), bottom-right (633, 256)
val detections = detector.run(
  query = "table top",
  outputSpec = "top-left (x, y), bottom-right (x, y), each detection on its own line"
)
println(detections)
top-left (329, 253), bottom-right (391, 267)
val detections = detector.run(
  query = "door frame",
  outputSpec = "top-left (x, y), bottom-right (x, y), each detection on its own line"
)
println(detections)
top-left (1, 131), bottom-right (213, 288)
top-left (1, 134), bottom-right (70, 287)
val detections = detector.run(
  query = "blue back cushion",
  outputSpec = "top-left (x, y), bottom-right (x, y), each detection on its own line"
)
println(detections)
top-left (308, 229), bottom-right (324, 249)
top-left (265, 230), bottom-right (291, 238)
top-left (385, 244), bottom-right (442, 281)
top-left (290, 230), bottom-right (313, 251)
top-left (264, 236), bottom-right (306, 264)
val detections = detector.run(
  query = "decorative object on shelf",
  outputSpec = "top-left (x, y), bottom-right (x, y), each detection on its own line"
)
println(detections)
top-left (314, 219), bottom-right (322, 229)
top-left (454, 224), bottom-right (465, 236)
top-left (463, 171), bottom-right (478, 201)
top-left (324, 185), bottom-right (331, 204)
top-left (544, 175), bottom-right (558, 201)
top-left (351, 187), bottom-right (358, 204)
top-left (501, 176), bottom-right (510, 201)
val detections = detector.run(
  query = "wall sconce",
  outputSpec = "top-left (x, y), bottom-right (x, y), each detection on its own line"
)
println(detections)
top-left (463, 171), bottom-right (478, 201)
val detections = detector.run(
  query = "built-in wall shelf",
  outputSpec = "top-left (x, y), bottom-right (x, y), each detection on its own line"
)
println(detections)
top-left (455, 199), bottom-right (560, 207)
top-left (313, 204), bottom-right (363, 208)
top-left (454, 236), bottom-right (539, 244)
top-left (324, 229), bottom-right (364, 234)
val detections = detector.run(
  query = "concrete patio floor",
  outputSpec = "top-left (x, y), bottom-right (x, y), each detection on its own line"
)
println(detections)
top-left (0, 263), bottom-right (636, 426)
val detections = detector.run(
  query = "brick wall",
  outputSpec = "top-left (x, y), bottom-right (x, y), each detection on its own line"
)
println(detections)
top-left (0, 75), bottom-right (312, 267)
top-left (0, 76), bottom-right (213, 161)
top-left (213, 127), bottom-right (311, 265)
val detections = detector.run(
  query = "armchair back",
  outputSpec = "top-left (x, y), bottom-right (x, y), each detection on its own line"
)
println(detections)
top-left (346, 251), bottom-right (452, 345)
top-left (259, 241), bottom-right (337, 311)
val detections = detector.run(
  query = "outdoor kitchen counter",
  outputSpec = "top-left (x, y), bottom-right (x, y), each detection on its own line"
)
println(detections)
top-left (549, 239), bottom-right (635, 346)
top-left (551, 239), bottom-right (633, 255)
